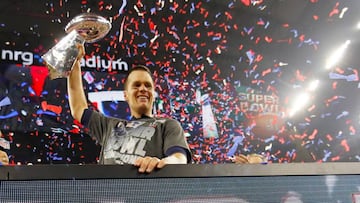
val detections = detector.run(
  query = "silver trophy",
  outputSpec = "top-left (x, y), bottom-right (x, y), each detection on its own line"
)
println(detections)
top-left (42, 13), bottom-right (112, 79)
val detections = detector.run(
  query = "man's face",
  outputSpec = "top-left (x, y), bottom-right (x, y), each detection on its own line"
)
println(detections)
top-left (124, 70), bottom-right (155, 117)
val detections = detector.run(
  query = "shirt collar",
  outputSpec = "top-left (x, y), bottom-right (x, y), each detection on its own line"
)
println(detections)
top-left (130, 114), bottom-right (152, 120)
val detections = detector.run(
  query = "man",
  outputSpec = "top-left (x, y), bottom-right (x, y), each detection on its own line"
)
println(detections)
top-left (67, 44), bottom-right (191, 173)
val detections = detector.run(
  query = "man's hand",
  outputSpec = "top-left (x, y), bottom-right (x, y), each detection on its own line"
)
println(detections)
top-left (76, 43), bottom-right (85, 61)
top-left (0, 150), bottom-right (9, 165)
top-left (134, 153), bottom-right (187, 173)
top-left (233, 154), bottom-right (267, 164)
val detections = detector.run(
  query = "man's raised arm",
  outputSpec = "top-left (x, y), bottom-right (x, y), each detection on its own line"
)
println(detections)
top-left (67, 44), bottom-right (88, 122)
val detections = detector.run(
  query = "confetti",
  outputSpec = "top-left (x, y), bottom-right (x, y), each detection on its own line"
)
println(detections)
top-left (0, 0), bottom-right (359, 165)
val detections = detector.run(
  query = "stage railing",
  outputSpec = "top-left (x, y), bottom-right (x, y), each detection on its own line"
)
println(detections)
top-left (1, 163), bottom-right (360, 202)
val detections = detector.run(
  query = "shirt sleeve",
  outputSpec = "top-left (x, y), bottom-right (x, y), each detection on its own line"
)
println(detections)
top-left (163, 118), bottom-right (193, 163)
top-left (81, 109), bottom-right (123, 146)
top-left (80, 108), bottom-right (92, 127)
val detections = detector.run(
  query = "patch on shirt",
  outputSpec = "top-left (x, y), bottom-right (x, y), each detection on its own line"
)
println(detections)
top-left (126, 121), bottom-right (145, 128)
top-left (113, 122), bottom-right (127, 136)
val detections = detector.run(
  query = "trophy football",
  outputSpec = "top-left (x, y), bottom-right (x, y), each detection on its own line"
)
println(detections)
top-left (42, 13), bottom-right (112, 79)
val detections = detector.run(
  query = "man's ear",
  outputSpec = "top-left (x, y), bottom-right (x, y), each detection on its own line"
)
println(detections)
top-left (124, 90), bottom-right (128, 102)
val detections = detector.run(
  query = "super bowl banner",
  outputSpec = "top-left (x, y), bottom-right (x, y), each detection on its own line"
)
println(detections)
top-left (0, 0), bottom-right (359, 164)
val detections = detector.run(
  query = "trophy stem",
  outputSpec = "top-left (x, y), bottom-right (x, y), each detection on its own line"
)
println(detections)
top-left (42, 30), bottom-right (85, 80)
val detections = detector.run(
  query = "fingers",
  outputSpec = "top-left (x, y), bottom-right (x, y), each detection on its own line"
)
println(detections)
top-left (0, 150), bottom-right (9, 165)
top-left (247, 154), bottom-right (267, 164)
top-left (134, 156), bottom-right (161, 173)
top-left (76, 43), bottom-right (85, 61)
top-left (1, 158), bottom-right (9, 165)
top-left (134, 154), bottom-right (186, 173)
top-left (234, 154), bottom-right (249, 164)
top-left (157, 159), bottom-right (167, 169)
top-left (233, 154), bottom-right (267, 164)
top-left (71, 43), bottom-right (85, 71)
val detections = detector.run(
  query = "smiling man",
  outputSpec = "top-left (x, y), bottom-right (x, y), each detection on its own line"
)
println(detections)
top-left (67, 44), bottom-right (191, 173)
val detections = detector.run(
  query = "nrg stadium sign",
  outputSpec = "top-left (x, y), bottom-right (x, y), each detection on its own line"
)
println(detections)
top-left (0, 48), bottom-right (129, 72)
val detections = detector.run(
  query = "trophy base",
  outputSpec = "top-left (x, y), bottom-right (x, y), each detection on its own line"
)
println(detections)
top-left (45, 62), bottom-right (71, 80)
